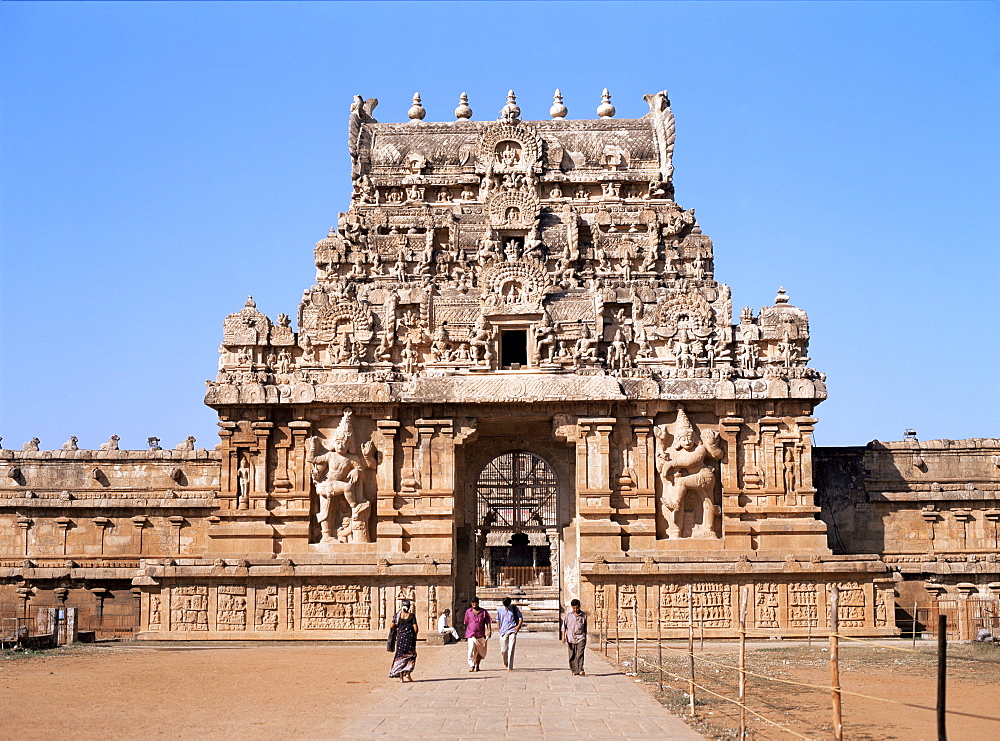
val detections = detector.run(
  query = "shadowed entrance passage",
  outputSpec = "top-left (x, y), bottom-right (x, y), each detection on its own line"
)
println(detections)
top-left (476, 451), bottom-right (558, 588)
top-left (338, 633), bottom-right (706, 739)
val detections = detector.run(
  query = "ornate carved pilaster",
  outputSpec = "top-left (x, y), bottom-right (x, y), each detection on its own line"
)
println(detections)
top-left (759, 417), bottom-right (780, 492)
top-left (217, 421), bottom-right (237, 505)
top-left (288, 421), bottom-right (312, 498)
top-left (250, 422), bottom-right (273, 506)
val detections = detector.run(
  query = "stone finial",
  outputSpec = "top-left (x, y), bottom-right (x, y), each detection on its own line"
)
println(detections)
top-left (775, 287), bottom-right (789, 304)
top-left (550, 89), bottom-right (568, 119)
top-left (597, 88), bottom-right (616, 118)
top-left (499, 90), bottom-right (520, 123)
top-left (454, 92), bottom-right (472, 120)
top-left (245, 296), bottom-right (256, 309)
top-left (407, 93), bottom-right (426, 122)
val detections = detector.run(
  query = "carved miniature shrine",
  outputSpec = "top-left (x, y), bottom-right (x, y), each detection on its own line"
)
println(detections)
top-left (1, 89), bottom-right (919, 640)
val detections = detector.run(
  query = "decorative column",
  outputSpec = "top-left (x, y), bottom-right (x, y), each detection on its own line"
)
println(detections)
top-left (93, 517), bottom-right (112, 555)
top-left (288, 420), bottom-right (312, 507)
top-left (16, 515), bottom-right (31, 556)
top-left (794, 416), bottom-right (818, 504)
top-left (131, 516), bottom-right (150, 555)
top-left (576, 417), bottom-right (620, 557)
top-left (375, 419), bottom-right (403, 547)
top-left (168, 516), bottom-right (186, 554)
top-left (251, 421), bottom-right (273, 508)
top-left (629, 417), bottom-right (656, 544)
top-left (758, 417), bottom-right (780, 493)
top-left (217, 421), bottom-right (237, 508)
top-left (55, 517), bottom-right (72, 556)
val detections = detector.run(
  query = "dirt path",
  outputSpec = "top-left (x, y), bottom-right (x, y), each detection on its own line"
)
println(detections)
top-left (0, 643), bottom-right (394, 740)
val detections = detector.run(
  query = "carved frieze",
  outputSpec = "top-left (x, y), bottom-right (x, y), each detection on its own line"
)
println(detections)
top-left (301, 584), bottom-right (371, 629)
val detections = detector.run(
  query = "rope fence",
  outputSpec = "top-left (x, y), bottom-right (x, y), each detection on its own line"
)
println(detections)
top-left (599, 585), bottom-right (1000, 740)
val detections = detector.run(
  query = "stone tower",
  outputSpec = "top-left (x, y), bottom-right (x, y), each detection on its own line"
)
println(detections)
top-left (192, 89), bottom-right (895, 638)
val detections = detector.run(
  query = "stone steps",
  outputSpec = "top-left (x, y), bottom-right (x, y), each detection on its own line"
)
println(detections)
top-left (473, 587), bottom-right (563, 633)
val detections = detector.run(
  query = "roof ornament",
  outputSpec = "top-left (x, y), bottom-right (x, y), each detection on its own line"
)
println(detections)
top-left (498, 90), bottom-right (520, 124)
top-left (775, 287), bottom-right (790, 304)
top-left (597, 88), bottom-right (616, 118)
top-left (550, 89), bottom-right (568, 119)
top-left (454, 92), bottom-right (473, 121)
top-left (245, 296), bottom-right (256, 309)
top-left (408, 93), bottom-right (426, 122)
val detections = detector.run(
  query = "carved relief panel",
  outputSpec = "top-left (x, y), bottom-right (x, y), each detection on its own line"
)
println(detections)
top-left (658, 582), bottom-right (731, 628)
top-left (653, 406), bottom-right (723, 539)
top-left (308, 409), bottom-right (379, 544)
top-left (170, 586), bottom-right (208, 631)
top-left (301, 584), bottom-right (371, 629)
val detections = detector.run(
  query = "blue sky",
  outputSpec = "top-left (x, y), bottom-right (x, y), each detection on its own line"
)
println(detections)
top-left (1, 1), bottom-right (997, 450)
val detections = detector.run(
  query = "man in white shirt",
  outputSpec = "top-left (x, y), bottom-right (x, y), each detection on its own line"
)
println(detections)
top-left (437, 608), bottom-right (459, 642)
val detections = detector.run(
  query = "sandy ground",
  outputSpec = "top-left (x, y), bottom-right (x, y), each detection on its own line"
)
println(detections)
top-left (622, 640), bottom-right (1000, 740)
top-left (0, 642), bottom-right (395, 740)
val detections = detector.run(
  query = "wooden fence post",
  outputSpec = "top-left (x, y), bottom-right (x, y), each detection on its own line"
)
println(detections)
top-left (739, 585), bottom-right (748, 740)
top-left (830, 586), bottom-right (843, 741)
top-left (615, 605), bottom-right (621, 667)
top-left (632, 603), bottom-right (639, 676)
top-left (937, 613), bottom-right (947, 741)
top-left (657, 607), bottom-right (663, 694)
top-left (688, 584), bottom-right (696, 718)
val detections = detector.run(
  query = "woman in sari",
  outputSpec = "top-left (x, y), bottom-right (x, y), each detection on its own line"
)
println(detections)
top-left (389, 599), bottom-right (418, 681)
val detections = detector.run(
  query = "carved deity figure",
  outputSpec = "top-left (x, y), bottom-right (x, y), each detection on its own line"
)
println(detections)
top-left (533, 313), bottom-right (557, 364)
top-left (469, 316), bottom-right (494, 366)
top-left (430, 324), bottom-right (452, 363)
top-left (573, 323), bottom-right (599, 365)
top-left (654, 406), bottom-right (723, 539)
top-left (310, 409), bottom-right (377, 543)
top-left (236, 455), bottom-right (251, 508)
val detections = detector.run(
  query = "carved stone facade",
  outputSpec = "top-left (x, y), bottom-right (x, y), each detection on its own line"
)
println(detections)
top-left (7, 89), bottom-right (990, 639)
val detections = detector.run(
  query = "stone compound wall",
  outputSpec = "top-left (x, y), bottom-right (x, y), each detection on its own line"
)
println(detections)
top-left (0, 447), bottom-right (220, 636)
top-left (815, 439), bottom-right (1000, 635)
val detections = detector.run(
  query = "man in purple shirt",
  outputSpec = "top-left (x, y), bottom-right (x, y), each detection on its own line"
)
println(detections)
top-left (464, 596), bottom-right (492, 672)
top-left (561, 598), bottom-right (588, 675)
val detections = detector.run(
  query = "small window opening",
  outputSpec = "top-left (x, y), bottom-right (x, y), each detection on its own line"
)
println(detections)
top-left (501, 330), bottom-right (528, 369)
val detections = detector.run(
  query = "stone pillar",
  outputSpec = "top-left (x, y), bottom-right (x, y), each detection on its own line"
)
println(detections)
top-left (576, 418), bottom-right (620, 557)
top-left (758, 417), bottom-right (780, 492)
top-left (55, 517), bottom-right (72, 556)
top-left (375, 420), bottom-right (403, 547)
top-left (629, 417), bottom-right (656, 546)
top-left (16, 515), bottom-right (31, 556)
top-left (287, 420), bottom-right (312, 503)
top-left (795, 416), bottom-right (818, 502)
top-left (217, 421), bottom-right (237, 507)
top-left (251, 421), bottom-right (273, 508)
top-left (93, 517), bottom-right (111, 555)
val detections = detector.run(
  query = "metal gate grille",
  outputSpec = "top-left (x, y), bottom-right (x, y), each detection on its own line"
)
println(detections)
top-left (476, 451), bottom-right (557, 531)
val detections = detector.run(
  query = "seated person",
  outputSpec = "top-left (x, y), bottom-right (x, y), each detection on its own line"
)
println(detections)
top-left (437, 609), bottom-right (460, 642)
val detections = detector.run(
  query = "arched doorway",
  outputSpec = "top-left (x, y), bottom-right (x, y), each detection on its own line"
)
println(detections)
top-left (474, 451), bottom-right (558, 588)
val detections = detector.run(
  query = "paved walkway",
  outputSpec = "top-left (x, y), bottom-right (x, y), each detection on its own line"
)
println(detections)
top-left (340, 632), bottom-right (705, 740)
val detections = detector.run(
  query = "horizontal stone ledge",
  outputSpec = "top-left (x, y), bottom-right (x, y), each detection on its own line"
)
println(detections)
top-left (867, 490), bottom-right (1000, 502)
top-left (0, 498), bottom-right (218, 508)
top-left (0, 450), bottom-right (221, 460)
top-left (0, 568), bottom-right (139, 579)
top-left (134, 566), bottom-right (454, 582)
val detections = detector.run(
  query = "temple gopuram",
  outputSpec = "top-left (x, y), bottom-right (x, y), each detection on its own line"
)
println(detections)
top-left (2, 90), bottom-right (997, 641)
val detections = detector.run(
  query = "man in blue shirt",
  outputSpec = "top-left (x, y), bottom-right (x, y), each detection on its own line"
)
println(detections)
top-left (496, 597), bottom-right (524, 671)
